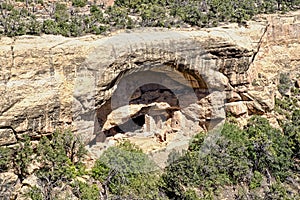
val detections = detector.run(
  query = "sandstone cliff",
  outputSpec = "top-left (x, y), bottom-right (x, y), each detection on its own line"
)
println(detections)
top-left (0, 10), bottom-right (299, 198)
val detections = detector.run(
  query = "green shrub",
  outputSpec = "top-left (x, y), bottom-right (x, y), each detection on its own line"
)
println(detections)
top-left (72, 0), bottom-right (87, 7)
top-left (0, 2), bottom-right (14, 11)
top-left (42, 19), bottom-right (59, 34)
top-left (36, 130), bottom-right (86, 181)
top-left (90, 5), bottom-right (99, 13)
top-left (92, 140), bottom-right (163, 199)
top-left (1, 9), bottom-right (27, 36)
top-left (278, 73), bottom-right (291, 95)
top-left (57, 21), bottom-right (71, 37)
top-left (162, 151), bottom-right (199, 198)
top-left (72, 181), bottom-right (100, 200)
top-left (14, 135), bottom-right (34, 179)
top-left (283, 109), bottom-right (300, 159)
top-left (0, 147), bottom-right (11, 172)
top-left (162, 123), bottom-right (251, 199)
top-left (246, 116), bottom-right (293, 181)
top-left (27, 16), bottom-right (42, 35)
top-left (1, 0), bottom-right (300, 37)
top-left (12, 130), bottom-right (87, 199)
top-left (275, 97), bottom-right (295, 113)
top-left (261, 0), bottom-right (277, 13)
top-left (28, 130), bottom-right (87, 199)
top-left (264, 181), bottom-right (290, 200)
top-left (184, 189), bottom-right (201, 200)
top-left (54, 3), bottom-right (69, 22)
top-left (140, 4), bottom-right (167, 27)
top-left (105, 6), bottom-right (131, 29)
top-left (249, 171), bottom-right (263, 189)
top-left (26, 186), bottom-right (43, 200)
top-left (70, 16), bottom-right (84, 36)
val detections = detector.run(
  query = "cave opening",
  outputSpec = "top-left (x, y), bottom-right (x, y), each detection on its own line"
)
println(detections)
top-left (129, 83), bottom-right (179, 107)
top-left (103, 83), bottom-right (179, 137)
top-left (104, 114), bottom-right (146, 137)
top-left (94, 67), bottom-right (211, 144)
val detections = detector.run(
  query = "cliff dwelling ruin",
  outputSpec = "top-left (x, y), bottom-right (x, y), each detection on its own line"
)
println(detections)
top-left (94, 67), bottom-right (211, 148)
top-left (67, 31), bottom-right (244, 158)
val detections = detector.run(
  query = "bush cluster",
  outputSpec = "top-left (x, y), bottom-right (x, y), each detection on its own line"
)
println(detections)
top-left (0, 130), bottom-right (92, 199)
top-left (91, 141), bottom-right (165, 199)
top-left (0, 0), bottom-right (299, 37)
top-left (161, 116), bottom-right (298, 199)
top-left (89, 115), bottom-right (299, 199)
top-left (0, 115), bottom-right (299, 199)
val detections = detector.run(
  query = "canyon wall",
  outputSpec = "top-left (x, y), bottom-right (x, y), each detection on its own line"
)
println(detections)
top-left (0, 8), bottom-right (299, 191)
top-left (0, 11), bottom-right (300, 151)
top-left (0, 10), bottom-right (299, 199)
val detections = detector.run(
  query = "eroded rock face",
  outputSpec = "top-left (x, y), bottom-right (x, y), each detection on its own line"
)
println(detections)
top-left (78, 26), bottom-right (266, 150)
top-left (225, 102), bottom-right (248, 117)
top-left (0, 128), bottom-right (16, 146)
top-left (0, 11), bottom-right (300, 199)
top-left (0, 171), bottom-right (19, 198)
top-left (242, 11), bottom-right (300, 128)
top-left (0, 11), bottom-right (299, 155)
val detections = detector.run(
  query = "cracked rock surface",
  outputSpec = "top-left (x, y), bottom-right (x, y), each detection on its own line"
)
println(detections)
top-left (0, 11), bottom-right (299, 157)
top-left (0, 11), bottom-right (300, 198)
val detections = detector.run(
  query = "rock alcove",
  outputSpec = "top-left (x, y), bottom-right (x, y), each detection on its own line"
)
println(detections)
top-left (73, 31), bottom-right (230, 156)
top-left (91, 63), bottom-right (215, 153)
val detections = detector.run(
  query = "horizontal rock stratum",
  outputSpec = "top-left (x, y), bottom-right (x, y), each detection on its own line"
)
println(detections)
top-left (0, 11), bottom-right (299, 155)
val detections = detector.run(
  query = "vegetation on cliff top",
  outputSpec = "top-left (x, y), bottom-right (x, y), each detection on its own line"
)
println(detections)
top-left (0, 0), bottom-right (299, 37)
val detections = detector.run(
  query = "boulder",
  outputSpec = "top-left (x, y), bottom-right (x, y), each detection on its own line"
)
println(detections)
top-left (247, 88), bottom-right (275, 112)
top-left (0, 128), bottom-right (17, 145)
top-left (0, 171), bottom-right (19, 198)
top-left (22, 174), bottom-right (38, 187)
top-left (245, 101), bottom-right (265, 115)
top-left (226, 91), bottom-right (242, 102)
top-left (225, 102), bottom-right (248, 116)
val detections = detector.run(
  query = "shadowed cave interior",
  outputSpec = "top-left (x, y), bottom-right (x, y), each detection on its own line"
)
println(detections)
top-left (92, 67), bottom-right (211, 145)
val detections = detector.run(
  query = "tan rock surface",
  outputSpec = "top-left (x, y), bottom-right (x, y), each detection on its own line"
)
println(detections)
top-left (102, 104), bottom-right (151, 131)
top-left (0, 11), bottom-right (300, 199)
top-left (248, 10), bottom-right (300, 88)
top-left (0, 171), bottom-right (19, 198)
top-left (0, 10), bottom-right (298, 167)
top-left (0, 24), bottom-right (263, 143)
top-left (225, 102), bottom-right (248, 116)
top-left (0, 128), bottom-right (16, 145)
